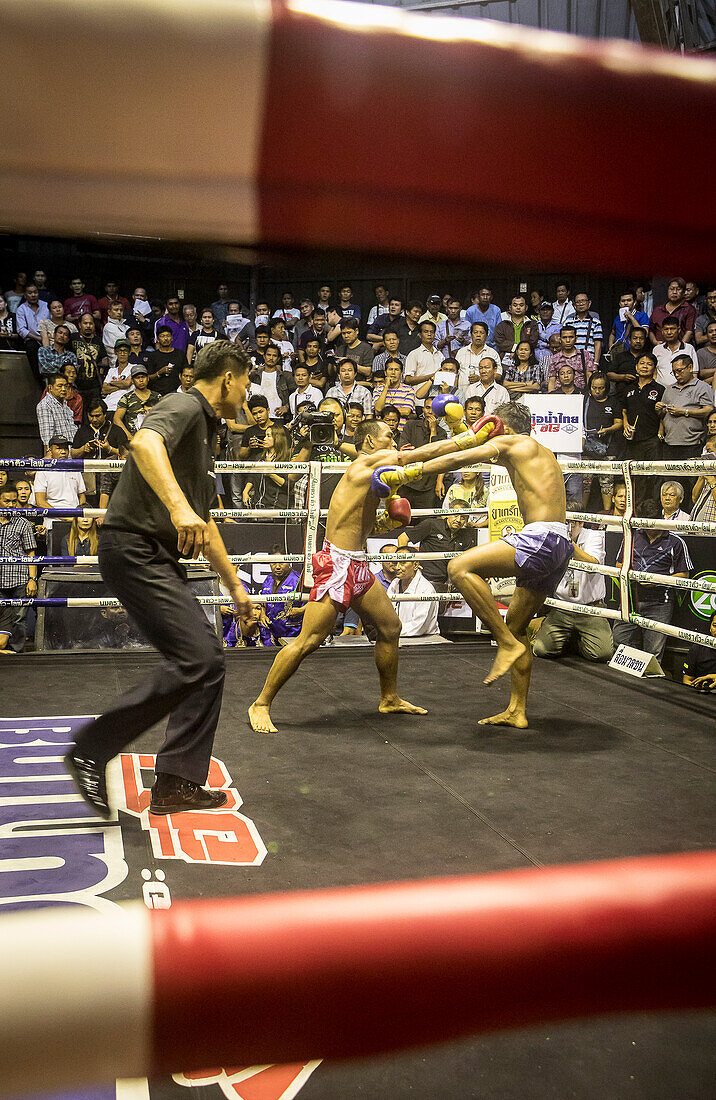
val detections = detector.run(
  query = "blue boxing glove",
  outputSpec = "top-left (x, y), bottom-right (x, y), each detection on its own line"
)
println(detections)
top-left (370, 466), bottom-right (398, 498)
top-left (431, 394), bottom-right (453, 418)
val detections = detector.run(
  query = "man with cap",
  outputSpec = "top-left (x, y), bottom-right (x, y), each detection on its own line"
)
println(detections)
top-left (64, 340), bottom-right (255, 818)
top-left (33, 435), bottom-right (86, 529)
top-left (420, 294), bottom-right (448, 328)
top-left (535, 302), bottom-right (561, 361)
top-left (113, 364), bottom-right (162, 442)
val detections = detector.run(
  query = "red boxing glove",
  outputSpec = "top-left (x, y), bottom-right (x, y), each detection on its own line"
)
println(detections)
top-left (471, 414), bottom-right (504, 444)
top-left (387, 495), bottom-right (411, 527)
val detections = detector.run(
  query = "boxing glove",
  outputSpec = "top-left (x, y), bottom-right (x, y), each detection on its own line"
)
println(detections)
top-left (432, 395), bottom-right (467, 435)
top-left (371, 464), bottom-right (424, 497)
top-left (387, 495), bottom-right (411, 527)
top-left (453, 414), bottom-right (504, 452)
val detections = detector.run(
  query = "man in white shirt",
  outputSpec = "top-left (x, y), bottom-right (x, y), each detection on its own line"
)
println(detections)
top-left (660, 481), bottom-right (691, 523)
top-left (404, 321), bottom-right (443, 388)
top-left (552, 282), bottom-right (576, 326)
top-left (288, 364), bottom-right (322, 414)
top-left (269, 317), bottom-right (296, 369)
top-left (455, 322), bottom-right (501, 391)
top-left (367, 283), bottom-right (391, 326)
top-left (387, 550), bottom-right (440, 638)
top-left (102, 301), bottom-right (129, 368)
top-left (248, 344), bottom-right (289, 416)
top-left (33, 436), bottom-right (86, 530)
top-left (652, 317), bottom-right (700, 387)
top-left (531, 522), bottom-right (613, 661)
top-left (463, 357), bottom-right (510, 411)
top-left (272, 292), bottom-right (301, 333)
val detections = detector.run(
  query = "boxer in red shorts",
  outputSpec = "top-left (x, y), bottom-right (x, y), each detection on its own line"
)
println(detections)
top-left (249, 416), bottom-right (479, 733)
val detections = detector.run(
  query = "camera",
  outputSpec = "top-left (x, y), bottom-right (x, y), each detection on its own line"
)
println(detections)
top-left (290, 407), bottom-right (335, 447)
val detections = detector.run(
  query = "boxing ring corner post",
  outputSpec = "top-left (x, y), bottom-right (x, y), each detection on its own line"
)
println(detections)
top-left (0, 850), bottom-right (714, 1097)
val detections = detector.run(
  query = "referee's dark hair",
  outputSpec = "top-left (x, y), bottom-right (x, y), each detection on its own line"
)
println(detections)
top-left (193, 339), bottom-right (251, 382)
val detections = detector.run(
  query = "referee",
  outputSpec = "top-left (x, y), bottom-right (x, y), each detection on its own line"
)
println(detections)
top-left (65, 340), bottom-right (254, 817)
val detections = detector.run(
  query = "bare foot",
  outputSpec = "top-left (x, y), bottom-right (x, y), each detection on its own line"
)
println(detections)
top-left (478, 709), bottom-right (529, 729)
top-left (379, 697), bottom-right (428, 716)
top-left (483, 639), bottom-right (526, 685)
top-left (248, 702), bottom-right (278, 733)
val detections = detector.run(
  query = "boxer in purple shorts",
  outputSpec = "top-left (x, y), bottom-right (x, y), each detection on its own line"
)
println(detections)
top-left (502, 522), bottom-right (574, 597)
top-left (415, 401), bottom-right (592, 728)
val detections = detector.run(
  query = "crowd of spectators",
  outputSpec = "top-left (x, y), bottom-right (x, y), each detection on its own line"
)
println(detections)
top-left (0, 271), bottom-right (714, 687)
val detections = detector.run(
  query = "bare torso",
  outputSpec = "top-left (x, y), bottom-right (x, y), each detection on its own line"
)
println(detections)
top-left (493, 435), bottom-right (567, 524)
top-left (324, 449), bottom-right (398, 550)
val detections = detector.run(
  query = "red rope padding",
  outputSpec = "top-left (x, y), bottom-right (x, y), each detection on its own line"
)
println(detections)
top-left (260, 3), bottom-right (716, 275)
top-left (151, 850), bottom-right (716, 1071)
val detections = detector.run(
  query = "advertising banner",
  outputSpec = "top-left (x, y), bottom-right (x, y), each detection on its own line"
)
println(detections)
top-left (523, 394), bottom-right (583, 454)
top-left (488, 467), bottom-right (523, 542)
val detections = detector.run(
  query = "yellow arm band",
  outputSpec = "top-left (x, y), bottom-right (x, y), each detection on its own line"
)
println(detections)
top-left (453, 431), bottom-right (476, 451)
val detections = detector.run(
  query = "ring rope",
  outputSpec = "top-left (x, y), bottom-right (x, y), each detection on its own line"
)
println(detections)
top-left (0, 851), bottom-right (713, 1096)
top-left (3, 456), bottom-right (715, 648)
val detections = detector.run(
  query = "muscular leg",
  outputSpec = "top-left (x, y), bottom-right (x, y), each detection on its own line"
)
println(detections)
top-left (479, 586), bottom-right (545, 729)
top-left (351, 581), bottom-right (427, 716)
top-left (448, 541), bottom-right (526, 684)
top-left (248, 596), bottom-right (338, 732)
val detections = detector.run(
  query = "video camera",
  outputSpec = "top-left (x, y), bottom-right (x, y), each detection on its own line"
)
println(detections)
top-left (289, 407), bottom-right (335, 447)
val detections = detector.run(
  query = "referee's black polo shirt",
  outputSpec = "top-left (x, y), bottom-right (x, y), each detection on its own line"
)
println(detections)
top-left (103, 389), bottom-right (219, 556)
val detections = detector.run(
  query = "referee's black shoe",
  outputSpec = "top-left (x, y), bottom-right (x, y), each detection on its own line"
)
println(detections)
top-left (149, 773), bottom-right (228, 816)
top-left (64, 752), bottom-right (111, 819)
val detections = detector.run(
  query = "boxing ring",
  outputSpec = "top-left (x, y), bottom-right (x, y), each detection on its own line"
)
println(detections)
top-left (2, 0), bottom-right (716, 1096)
top-left (2, 454), bottom-right (716, 656)
top-left (1, 452), bottom-right (715, 1096)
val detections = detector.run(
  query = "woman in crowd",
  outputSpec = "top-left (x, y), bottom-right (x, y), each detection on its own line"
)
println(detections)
top-left (0, 292), bottom-right (20, 349)
top-left (38, 324), bottom-right (77, 378)
top-left (242, 423), bottom-right (295, 509)
top-left (61, 516), bottom-right (99, 561)
top-left (701, 409), bottom-right (716, 455)
top-left (39, 300), bottom-right (77, 345)
top-left (501, 339), bottom-right (544, 397)
top-left (581, 372), bottom-right (622, 511)
top-left (380, 404), bottom-right (402, 445)
top-left (62, 361), bottom-right (84, 426)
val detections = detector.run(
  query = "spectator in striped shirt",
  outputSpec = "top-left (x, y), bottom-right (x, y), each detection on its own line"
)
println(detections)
top-left (0, 482), bottom-right (37, 653)
top-left (372, 357), bottom-right (428, 427)
top-left (571, 292), bottom-right (603, 367)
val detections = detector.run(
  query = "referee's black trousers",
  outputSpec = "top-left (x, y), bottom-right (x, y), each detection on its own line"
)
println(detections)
top-left (73, 529), bottom-right (225, 785)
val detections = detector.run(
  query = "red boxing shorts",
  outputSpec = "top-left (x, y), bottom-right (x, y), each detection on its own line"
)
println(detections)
top-left (309, 540), bottom-right (375, 610)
